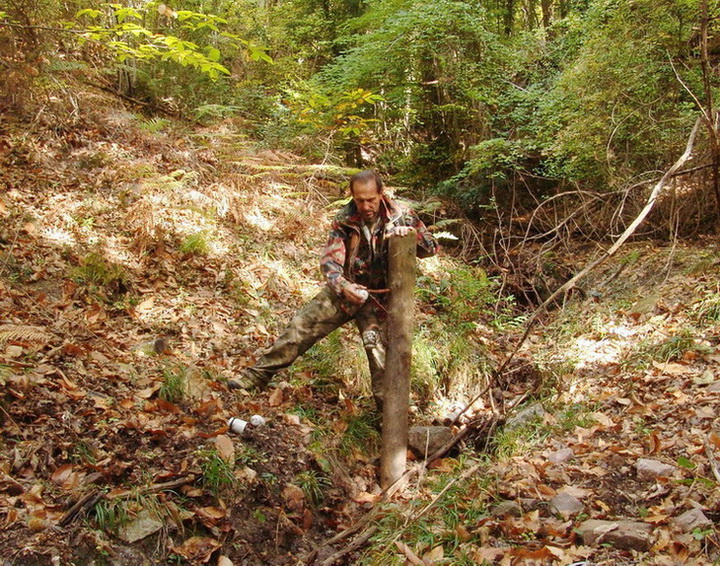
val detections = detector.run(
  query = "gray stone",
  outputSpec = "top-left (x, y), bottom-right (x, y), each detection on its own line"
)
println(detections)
top-left (117, 509), bottom-right (164, 543)
top-left (672, 508), bottom-right (713, 533)
top-left (577, 519), bottom-right (653, 551)
top-left (547, 447), bottom-right (574, 464)
top-left (407, 426), bottom-right (454, 458)
top-left (505, 403), bottom-right (547, 430)
top-left (636, 458), bottom-right (675, 480)
top-left (492, 500), bottom-right (522, 518)
top-left (549, 492), bottom-right (584, 518)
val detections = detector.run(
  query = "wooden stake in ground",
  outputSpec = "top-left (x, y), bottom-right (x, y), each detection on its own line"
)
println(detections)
top-left (380, 232), bottom-right (416, 489)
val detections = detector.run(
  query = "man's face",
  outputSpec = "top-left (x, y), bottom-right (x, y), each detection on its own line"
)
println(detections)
top-left (351, 180), bottom-right (382, 223)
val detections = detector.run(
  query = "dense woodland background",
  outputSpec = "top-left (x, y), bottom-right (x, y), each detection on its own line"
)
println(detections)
top-left (3, 0), bottom-right (720, 240)
top-left (3, 1), bottom-right (720, 565)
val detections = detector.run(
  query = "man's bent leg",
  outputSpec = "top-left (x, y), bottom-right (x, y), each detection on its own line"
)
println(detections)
top-left (355, 306), bottom-right (387, 412)
top-left (234, 287), bottom-right (352, 389)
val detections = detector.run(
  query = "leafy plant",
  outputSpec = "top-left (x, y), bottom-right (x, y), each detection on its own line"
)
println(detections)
top-left (71, 4), bottom-right (270, 80)
top-left (694, 293), bottom-right (720, 325)
top-left (626, 329), bottom-right (707, 367)
top-left (71, 252), bottom-right (129, 299)
top-left (335, 411), bottom-right (380, 458)
top-left (197, 448), bottom-right (236, 495)
top-left (295, 470), bottom-right (331, 506)
top-left (158, 364), bottom-right (187, 403)
top-left (93, 497), bottom-right (129, 532)
top-left (178, 232), bottom-right (211, 255)
top-left (138, 117), bottom-right (171, 134)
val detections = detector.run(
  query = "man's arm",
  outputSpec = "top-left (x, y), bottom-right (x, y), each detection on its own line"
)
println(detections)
top-left (320, 222), bottom-right (369, 305)
top-left (387, 209), bottom-right (439, 259)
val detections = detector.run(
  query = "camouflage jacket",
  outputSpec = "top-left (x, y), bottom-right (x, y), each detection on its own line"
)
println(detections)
top-left (320, 195), bottom-right (438, 313)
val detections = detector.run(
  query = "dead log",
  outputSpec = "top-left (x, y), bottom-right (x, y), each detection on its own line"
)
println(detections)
top-left (380, 232), bottom-right (416, 489)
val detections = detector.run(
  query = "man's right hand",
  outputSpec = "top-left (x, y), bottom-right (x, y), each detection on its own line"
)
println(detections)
top-left (343, 283), bottom-right (369, 305)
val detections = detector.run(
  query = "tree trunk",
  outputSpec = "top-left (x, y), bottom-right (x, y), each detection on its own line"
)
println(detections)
top-left (504, 0), bottom-right (515, 36)
top-left (380, 233), bottom-right (416, 489)
top-left (699, 0), bottom-right (720, 219)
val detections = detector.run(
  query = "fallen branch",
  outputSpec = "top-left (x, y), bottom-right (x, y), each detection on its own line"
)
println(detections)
top-left (318, 526), bottom-right (378, 566)
top-left (305, 421), bottom-right (483, 564)
top-left (59, 490), bottom-right (106, 527)
top-left (59, 474), bottom-right (197, 527)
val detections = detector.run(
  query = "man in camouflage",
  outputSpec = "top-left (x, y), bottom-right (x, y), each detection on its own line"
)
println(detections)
top-left (229, 170), bottom-right (438, 409)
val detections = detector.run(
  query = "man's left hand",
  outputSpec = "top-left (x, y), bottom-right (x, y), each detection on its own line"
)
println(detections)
top-left (388, 226), bottom-right (415, 238)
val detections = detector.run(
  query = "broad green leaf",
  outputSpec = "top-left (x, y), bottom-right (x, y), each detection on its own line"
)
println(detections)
top-left (75, 8), bottom-right (101, 19)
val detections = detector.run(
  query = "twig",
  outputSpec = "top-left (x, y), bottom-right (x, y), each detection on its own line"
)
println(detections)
top-left (318, 526), bottom-right (378, 566)
top-left (0, 404), bottom-right (20, 431)
top-left (0, 21), bottom-right (87, 34)
top-left (704, 438), bottom-right (720, 483)
top-left (59, 490), bottom-right (106, 527)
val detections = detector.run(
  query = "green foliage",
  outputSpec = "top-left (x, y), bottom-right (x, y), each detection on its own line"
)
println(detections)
top-left (492, 406), bottom-right (551, 459)
top-left (694, 292), bottom-right (720, 325)
top-left (93, 497), bottom-right (129, 532)
top-left (291, 87), bottom-right (382, 137)
top-left (626, 329), bottom-right (707, 367)
top-left (72, 252), bottom-right (129, 300)
top-left (178, 232), bottom-right (211, 255)
top-left (295, 470), bottom-right (331, 506)
top-left (158, 364), bottom-right (187, 403)
top-left (197, 447), bottom-right (236, 494)
top-left (534, 0), bottom-right (700, 188)
top-left (359, 459), bottom-right (493, 564)
top-left (339, 412), bottom-right (380, 457)
top-left (70, 3), bottom-right (271, 80)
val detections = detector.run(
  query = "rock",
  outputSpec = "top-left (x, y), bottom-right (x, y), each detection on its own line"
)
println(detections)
top-left (577, 519), bottom-right (653, 551)
top-left (636, 458), bottom-right (675, 480)
top-left (117, 509), bottom-right (164, 543)
top-left (492, 500), bottom-right (522, 518)
top-left (407, 426), bottom-right (454, 458)
top-left (672, 508), bottom-right (713, 533)
top-left (505, 403), bottom-right (547, 430)
top-left (549, 492), bottom-right (584, 518)
top-left (547, 447), bottom-right (574, 464)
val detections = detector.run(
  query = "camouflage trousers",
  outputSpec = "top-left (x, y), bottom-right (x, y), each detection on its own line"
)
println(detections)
top-left (244, 286), bottom-right (387, 408)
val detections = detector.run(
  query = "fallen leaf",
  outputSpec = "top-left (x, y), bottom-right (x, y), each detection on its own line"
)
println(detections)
top-left (196, 506), bottom-right (226, 526)
top-left (652, 360), bottom-right (692, 375)
top-left (269, 387), bottom-right (284, 406)
top-left (172, 536), bottom-right (221, 563)
top-left (423, 544), bottom-right (444, 562)
top-left (51, 464), bottom-right (80, 489)
top-left (282, 483), bottom-right (305, 512)
top-left (428, 458), bottom-right (454, 472)
top-left (282, 413), bottom-right (301, 425)
top-left (353, 491), bottom-right (378, 504)
top-left (214, 435), bottom-right (234, 463)
top-left (394, 541), bottom-right (423, 565)
top-left (136, 296), bottom-right (155, 313)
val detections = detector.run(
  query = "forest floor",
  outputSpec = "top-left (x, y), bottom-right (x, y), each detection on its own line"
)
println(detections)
top-left (2, 84), bottom-right (720, 566)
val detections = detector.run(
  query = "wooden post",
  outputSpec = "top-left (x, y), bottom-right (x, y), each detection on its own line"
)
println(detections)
top-left (380, 233), bottom-right (416, 489)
